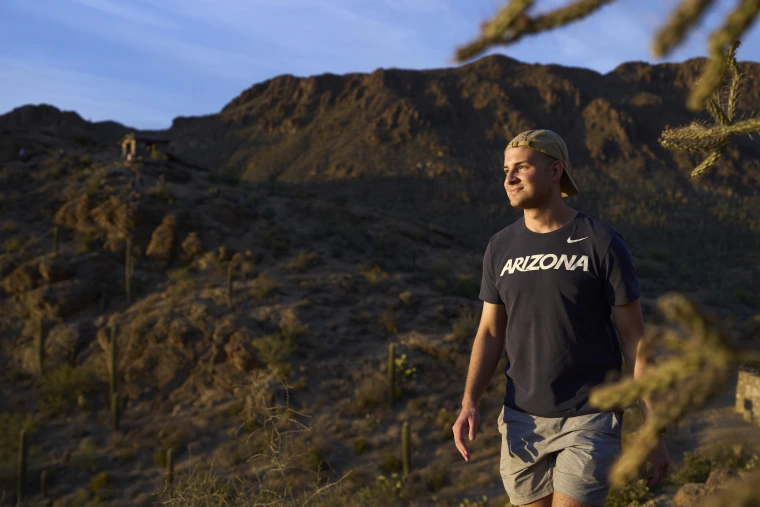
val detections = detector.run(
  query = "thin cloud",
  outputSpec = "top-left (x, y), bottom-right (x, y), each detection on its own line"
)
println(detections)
top-left (12, 1), bottom-right (261, 81)
top-left (0, 57), bottom-right (180, 128)
top-left (68, 0), bottom-right (182, 30)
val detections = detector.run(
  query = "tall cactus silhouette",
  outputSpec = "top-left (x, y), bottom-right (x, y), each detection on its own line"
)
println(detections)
top-left (402, 420), bottom-right (411, 478)
top-left (17, 428), bottom-right (26, 506)
top-left (388, 343), bottom-right (396, 404)
top-left (659, 40), bottom-right (760, 177)
top-left (165, 448), bottom-right (174, 489)
top-left (51, 226), bottom-right (58, 258)
top-left (125, 238), bottom-right (133, 303)
top-left (40, 469), bottom-right (48, 499)
top-left (109, 326), bottom-right (117, 404)
top-left (111, 391), bottom-right (120, 432)
top-left (454, 1), bottom-right (760, 111)
top-left (226, 260), bottom-right (234, 309)
top-left (36, 318), bottom-right (45, 376)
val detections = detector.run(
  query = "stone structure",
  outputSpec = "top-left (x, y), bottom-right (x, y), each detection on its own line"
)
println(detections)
top-left (735, 368), bottom-right (760, 425)
top-left (119, 133), bottom-right (169, 159)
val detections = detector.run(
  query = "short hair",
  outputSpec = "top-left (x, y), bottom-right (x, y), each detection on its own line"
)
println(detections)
top-left (533, 150), bottom-right (561, 172)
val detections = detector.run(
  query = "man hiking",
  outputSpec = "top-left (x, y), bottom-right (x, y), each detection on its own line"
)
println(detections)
top-left (452, 129), bottom-right (670, 506)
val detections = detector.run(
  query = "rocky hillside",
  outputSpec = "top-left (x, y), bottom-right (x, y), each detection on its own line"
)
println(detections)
top-left (1, 54), bottom-right (760, 506)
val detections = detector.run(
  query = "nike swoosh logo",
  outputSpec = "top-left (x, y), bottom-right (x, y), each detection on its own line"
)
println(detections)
top-left (567, 237), bottom-right (588, 243)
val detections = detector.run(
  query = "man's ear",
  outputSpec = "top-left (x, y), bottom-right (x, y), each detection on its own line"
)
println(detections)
top-left (552, 160), bottom-right (564, 182)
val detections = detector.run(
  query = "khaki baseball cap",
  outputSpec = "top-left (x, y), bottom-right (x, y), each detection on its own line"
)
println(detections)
top-left (504, 129), bottom-right (580, 197)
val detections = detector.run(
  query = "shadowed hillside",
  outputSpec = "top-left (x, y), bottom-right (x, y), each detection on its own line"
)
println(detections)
top-left (1, 55), bottom-right (760, 506)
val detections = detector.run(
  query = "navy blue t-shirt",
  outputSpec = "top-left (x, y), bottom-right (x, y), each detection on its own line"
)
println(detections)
top-left (479, 210), bottom-right (640, 417)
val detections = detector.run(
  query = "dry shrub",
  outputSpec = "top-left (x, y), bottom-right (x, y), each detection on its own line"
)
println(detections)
top-left (346, 370), bottom-right (388, 416)
top-left (358, 263), bottom-right (388, 285)
top-left (450, 306), bottom-right (481, 343)
top-left (289, 250), bottom-right (320, 272)
top-left (378, 309), bottom-right (398, 334)
top-left (250, 272), bottom-right (278, 300)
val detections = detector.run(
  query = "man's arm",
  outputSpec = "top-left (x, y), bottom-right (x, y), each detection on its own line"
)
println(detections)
top-left (612, 299), bottom-right (670, 487)
top-left (453, 301), bottom-right (507, 462)
top-left (463, 302), bottom-right (507, 406)
top-left (613, 299), bottom-right (651, 416)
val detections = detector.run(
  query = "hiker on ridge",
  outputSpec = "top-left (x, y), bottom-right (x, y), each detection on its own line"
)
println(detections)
top-left (452, 129), bottom-right (670, 507)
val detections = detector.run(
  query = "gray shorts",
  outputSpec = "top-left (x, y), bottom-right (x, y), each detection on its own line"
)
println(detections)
top-left (497, 405), bottom-right (623, 506)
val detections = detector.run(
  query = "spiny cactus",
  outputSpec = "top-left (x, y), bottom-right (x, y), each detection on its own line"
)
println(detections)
top-left (659, 40), bottom-right (760, 177)
top-left (402, 420), bottom-right (411, 478)
top-left (36, 318), bottom-right (45, 376)
top-left (40, 469), bottom-right (47, 499)
top-left (125, 238), bottom-right (133, 303)
top-left (388, 343), bottom-right (396, 404)
top-left (455, 0), bottom-right (613, 62)
top-left (227, 261), bottom-right (234, 309)
top-left (111, 391), bottom-right (120, 432)
top-left (17, 428), bottom-right (26, 506)
top-left (454, 0), bottom-right (760, 111)
top-left (588, 292), bottom-right (760, 487)
top-left (109, 326), bottom-right (117, 404)
top-left (51, 226), bottom-right (58, 258)
top-left (165, 448), bottom-right (174, 489)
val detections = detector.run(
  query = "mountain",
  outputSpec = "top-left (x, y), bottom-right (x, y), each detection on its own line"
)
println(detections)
top-left (1, 55), bottom-right (760, 505)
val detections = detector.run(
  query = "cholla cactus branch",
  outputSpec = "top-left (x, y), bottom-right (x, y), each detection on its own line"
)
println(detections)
top-left (652, 0), bottom-right (716, 58)
top-left (589, 293), bottom-right (743, 487)
top-left (659, 41), bottom-right (760, 176)
top-left (484, 0), bottom-right (535, 40)
top-left (691, 140), bottom-right (728, 177)
top-left (690, 1), bottom-right (760, 110)
top-left (726, 41), bottom-right (744, 121)
top-left (706, 96), bottom-right (730, 126)
top-left (454, 0), bottom-right (613, 62)
top-left (455, 1), bottom-right (759, 112)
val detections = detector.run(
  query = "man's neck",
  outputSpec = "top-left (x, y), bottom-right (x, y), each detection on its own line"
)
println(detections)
top-left (523, 202), bottom-right (578, 234)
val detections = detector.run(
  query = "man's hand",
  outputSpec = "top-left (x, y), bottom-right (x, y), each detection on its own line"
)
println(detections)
top-left (640, 436), bottom-right (670, 488)
top-left (453, 403), bottom-right (480, 462)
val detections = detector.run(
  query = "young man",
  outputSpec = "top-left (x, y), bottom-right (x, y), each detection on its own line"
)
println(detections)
top-left (452, 130), bottom-right (670, 507)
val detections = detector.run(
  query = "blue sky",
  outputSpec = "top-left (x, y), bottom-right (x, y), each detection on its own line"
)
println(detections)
top-left (2, 0), bottom-right (759, 129)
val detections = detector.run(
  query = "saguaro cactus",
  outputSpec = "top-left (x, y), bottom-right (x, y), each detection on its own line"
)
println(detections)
top-left (111, 391), bottom-right (120, 432)
top-left (125, 238), bottom-right (134, 303)
top-left (40, 469), bottom-right (47, 499)
top-left (388, 343), bottom-right (396, 404)
top-left (36, 318), bottom-right (45, 376)
top-left (165, 448), bottom-right (174, 489)
top-left (109, 326), bottom-right (117, 403)
top-left (402, 421), bottom-right (410, 478)
top-left (52, 226), bottom-right (59, 258)
top-left (17, 428), bottom-right (26, 506)
top-left (226, 261), bottom-right (234, 308)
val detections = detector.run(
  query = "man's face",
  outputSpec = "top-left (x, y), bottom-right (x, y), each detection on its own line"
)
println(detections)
top-left (503, 147), bottom-right (558, 209)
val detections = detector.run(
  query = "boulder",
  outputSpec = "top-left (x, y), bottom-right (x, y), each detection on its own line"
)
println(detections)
top-left (223, 328), bottom-right (258, 372)
top-left (672, 469), bottom-right (741, 507)
top-left (2, 263), bottom-right (39, 294)
top-left (23, 277), bottom-right (101, 318)
top-left (181, 232), bottom-right (203, 259)
top-left (38, 256), bottom-right (74, 283)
